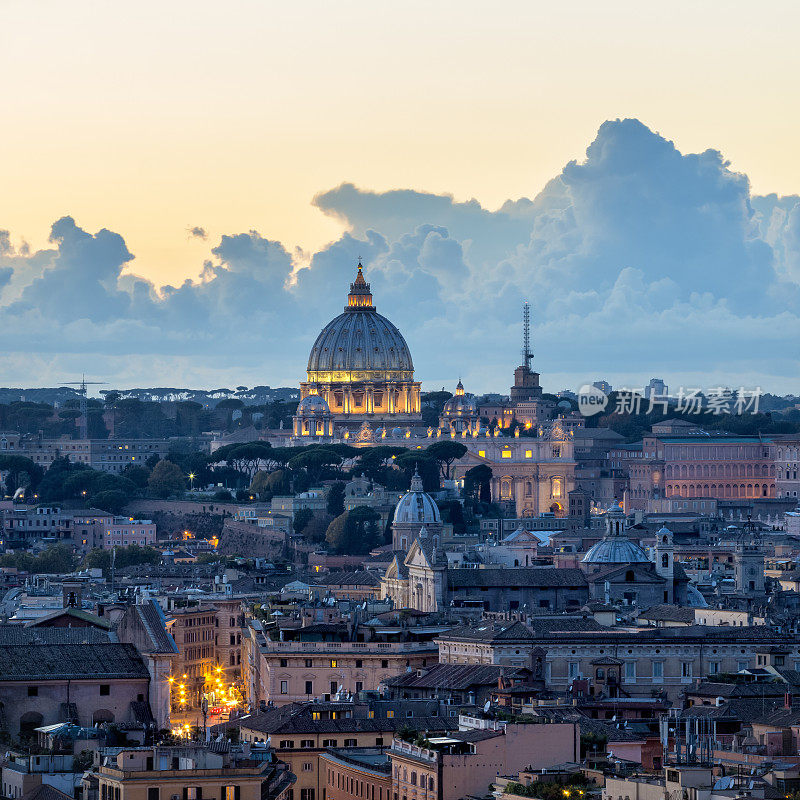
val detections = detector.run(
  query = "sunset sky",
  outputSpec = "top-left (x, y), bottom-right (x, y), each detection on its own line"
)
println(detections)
top-left (2, 0), bottom-right (799, 393)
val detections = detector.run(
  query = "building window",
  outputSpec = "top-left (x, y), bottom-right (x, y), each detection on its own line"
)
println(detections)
top-left (652, 661), bottom-right (663, 680)
top-left (280, 681), bottom-right (288, 694)
top-left (330, 660), bottom-right (337, 668)
top-left (148, 789), bottom-right (159, 800)
top-left (280, 659), bottom-right (288, 667)
top-left (223, 788), bottom-right (240, 800)
top-left (305, 681), bottom-right (313, 695)
top-left (279, 740), bottom-right (295, 749)
top-left (300, 791), bottom-right (315, 800)
top-left (709, 661), bottom-right (720, 675)
top-left (568, 662), bottom-right (579, 680)
top-left (27, 686), bottom-right (38, 697)
top-left (301, 740), bottom-right (314, 748)
top-left (624, 661), bottom-right (636, 681)
top-left (100, 685), bottom-right (110, 696)
top-left (356, 660), bottom-right (363, 668)
top-left (381, 660), bottom-right (388, 669)
top-left (682, 663), bottom-right (693, 678)
top-left (322, 740), bottom-right (337, 748)
top-left (387, 710), bottom-right (394, 718)
top-left (302, 763), bottom-right (313, 772)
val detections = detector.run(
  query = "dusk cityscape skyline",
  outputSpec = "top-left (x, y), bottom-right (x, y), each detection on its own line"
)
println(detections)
top-left (4, 5), bottom-right (800, 794)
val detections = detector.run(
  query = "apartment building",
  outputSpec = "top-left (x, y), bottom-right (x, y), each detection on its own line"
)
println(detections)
top-left (321, 748), bottom-right (391, 800)
top-left (103, 517), bottom-right (157, 548)
top-left (161, 597), bottom-right (245, 711)
top-left (435, 626), bottom-right (800, 701)
top-left (241, 619), bottom-right (439, 707)
top-left (389, 715), bottom-right (579, 800)
top-left (230, 700), bottom-right (457, 800)
top-left (11, 436), bottom-right (170, 473)
top-left (93, 745), bottom-right (292, 800)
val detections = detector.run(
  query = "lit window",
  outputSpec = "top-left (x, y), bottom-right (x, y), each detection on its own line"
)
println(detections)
top-left (387, 710), bottom-right (394, 718)
top-left (330, 660), bottom-right (337, 668)
top-left (478, 450), bottom-right (485, 458)
top-left (525, 450), bottom-right (532, 458)
top-left (501, 450), bottom-right (512, 458)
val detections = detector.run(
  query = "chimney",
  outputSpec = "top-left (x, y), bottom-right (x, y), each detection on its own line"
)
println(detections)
top-left (785, 691), bottom-right (792, 710)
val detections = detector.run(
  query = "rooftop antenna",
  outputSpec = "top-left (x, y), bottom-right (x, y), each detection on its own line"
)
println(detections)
top-left (522, 302), bottom-right (532, 371)
top-left (60, 375), bottom-right (107, 439)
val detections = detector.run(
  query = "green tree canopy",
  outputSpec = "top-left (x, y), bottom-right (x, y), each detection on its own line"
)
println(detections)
top-left (287, 448), bottom-right (341, 484)
top-left (394, 453), bottom-right (440, 492)
top-left (425, 440), bottom-right (468, 480)
top-left (84, 544), bottom-right (162, 576)
top-left (0, 454), bottom-right (44, 495)
top-left (325, 506), bottom-right (382, 554)
top-left (326, 481), bottom-right (346, 517)
top-left (148, 460), bottom-right (185, 498)
top-left (92, 489), bottom-right (130, 514)
top-left (464, 463), bottom-right (492, 503)
top-left (293, 507), bottom-right (314, 536)
top-left (121, 463), bottom-right (150, 488)
top-left (0, 543), bottom-right (77, 574)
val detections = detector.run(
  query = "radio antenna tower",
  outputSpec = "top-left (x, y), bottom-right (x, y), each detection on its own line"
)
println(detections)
top-left (522, 302), bottom-right (532, 371)
top-left (60, 375), bottom-right (107, 439)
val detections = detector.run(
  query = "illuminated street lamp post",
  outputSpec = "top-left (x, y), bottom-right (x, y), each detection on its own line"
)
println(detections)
top-left (188, 472), bottom-right (195, 490)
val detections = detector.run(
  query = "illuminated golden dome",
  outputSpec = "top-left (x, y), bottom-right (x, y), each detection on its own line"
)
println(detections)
top-left (306, 263), bottom-right (414, 382)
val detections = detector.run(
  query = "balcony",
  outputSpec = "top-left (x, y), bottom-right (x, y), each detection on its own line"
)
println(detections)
top-left (260, 640), bottom-right (436, 654)
top-left (390, 740), bottom-right (438, 763)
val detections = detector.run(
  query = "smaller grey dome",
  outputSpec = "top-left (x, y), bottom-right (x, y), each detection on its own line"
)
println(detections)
top-left (443, 394), bottom-right (477, 415)
top-left (297, 394), bottom-right (330, 415)
top-left (581, 536), bottom-right (650, 565)
top-left (393, 468), bottom-right (441, 525)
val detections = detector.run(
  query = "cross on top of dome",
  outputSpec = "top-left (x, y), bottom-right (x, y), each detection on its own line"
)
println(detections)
top-left (347, 261), bottom-right (373, 309)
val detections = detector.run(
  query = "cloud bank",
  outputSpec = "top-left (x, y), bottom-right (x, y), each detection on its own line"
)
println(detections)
top-left (1, 118), bottom-right (799, 394)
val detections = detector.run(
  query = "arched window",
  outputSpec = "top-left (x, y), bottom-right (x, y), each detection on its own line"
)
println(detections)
top-left (661, 554), bottom-right (669, 568)
top-left (625, 570), bottom-right (635, 582)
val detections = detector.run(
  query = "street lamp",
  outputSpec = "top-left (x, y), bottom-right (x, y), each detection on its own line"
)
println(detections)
top-left (188, 473), bottom-right (195, 490)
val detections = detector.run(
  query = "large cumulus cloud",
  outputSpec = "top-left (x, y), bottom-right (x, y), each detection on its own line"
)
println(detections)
top-left (1, 118), bottom-right (799, 393)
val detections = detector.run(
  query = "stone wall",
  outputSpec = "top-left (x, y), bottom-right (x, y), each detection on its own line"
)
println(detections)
top-left (218, 519), bottom-right (286, 559)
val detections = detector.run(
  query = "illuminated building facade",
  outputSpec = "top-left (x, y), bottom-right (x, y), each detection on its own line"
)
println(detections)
top-left (452, 420), bottom-right (577, 517)
top-left (165, 599), bottom-right (244, 713)
top-left (296, 263), bottom-right (422, 433)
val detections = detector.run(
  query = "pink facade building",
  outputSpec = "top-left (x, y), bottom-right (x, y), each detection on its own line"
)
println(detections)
top-left (609, 433), bottom-right (776, 509)
top-left (103, 517), bottom-right (157, 548)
